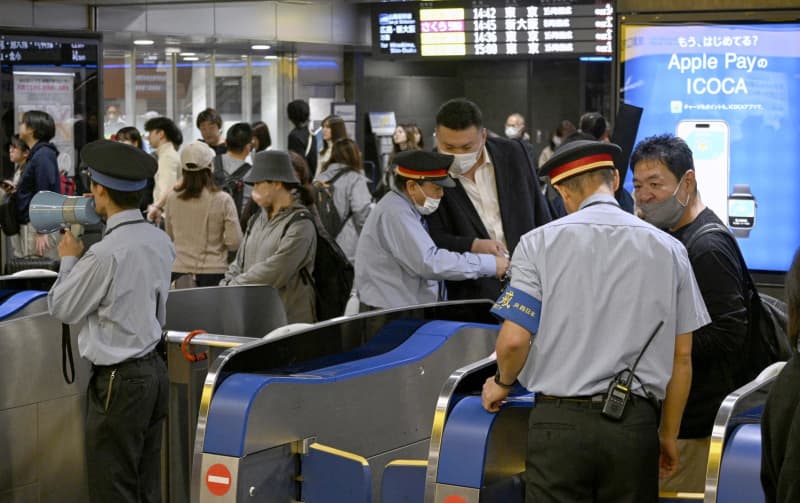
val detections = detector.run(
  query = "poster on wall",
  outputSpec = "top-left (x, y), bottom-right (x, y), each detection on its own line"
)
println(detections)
top-left (14, 72), bottom-right (75, 175)
top-left (620, 22), bottom-right (800, 273)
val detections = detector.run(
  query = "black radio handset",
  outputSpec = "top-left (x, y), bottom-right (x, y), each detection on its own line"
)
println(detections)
top-left (602, 320), bottom-right (664, 421)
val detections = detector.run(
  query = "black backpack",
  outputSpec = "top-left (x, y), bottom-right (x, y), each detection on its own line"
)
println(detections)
top-left (213, 155), bottom-right (251, 217)
top-left (281, 209), bottom-right (354, 321)
top-left (685, 222), bottom-right (792, 380)
top-left (314, 169), bottom-right (351, 238)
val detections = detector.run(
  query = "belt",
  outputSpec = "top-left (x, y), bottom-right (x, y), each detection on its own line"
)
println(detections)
top-left (92, 350), bottom-right (158, 371)
top-left (537, 393), bottom-right (606, 404)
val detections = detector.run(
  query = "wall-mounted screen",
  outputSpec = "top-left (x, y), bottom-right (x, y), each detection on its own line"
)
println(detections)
top-left (619, 21), bottom-right (800, 273)
top-left (374, 1), bottom-right (613, 58)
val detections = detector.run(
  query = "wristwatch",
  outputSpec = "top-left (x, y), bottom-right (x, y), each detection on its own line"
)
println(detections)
top-left (494, 369), bottom-right (515, 389)
top-left (727, 184), bottom-right (756, 238)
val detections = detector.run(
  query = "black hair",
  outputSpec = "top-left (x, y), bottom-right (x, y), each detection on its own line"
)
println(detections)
top-left (115, 126), bottom-right (144, 150)
top-left (21, 110), bottom-right (56, 142)
top-left (144, 116), bottom-right (183, 149)
top-left (225, 122), bottom-right (253, 153)
top-left (435, 98), bottom-right (483, 130)
top-left (630, 134), bottom-right (695, 181)
top-left (788, 248), bottom-right (800, 350)
top-left (91, 180), bottom-right (145, 209)
top-left (556, 167), bottom-right (615, 193)
top-left (579, 112), bottom-right (608, 140)
top-left (196, 108), bottom-right (223, 129)
top-left (252, 121), bottom-right (272, 152)
top-left (287, 99), bottom-right (310, 126)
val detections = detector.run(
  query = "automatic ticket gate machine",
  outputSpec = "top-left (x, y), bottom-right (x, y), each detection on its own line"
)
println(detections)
top-left (163, 285), bottom-right (289, 503)
top-left (190, 301), bottom-right (499, 503)
top-left (405, 359), bottom-right (787, 503)
top-left (0, 271), bottom-right (91, 502)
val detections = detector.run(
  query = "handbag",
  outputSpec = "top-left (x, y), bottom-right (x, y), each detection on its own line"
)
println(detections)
top-left (0, 192), bottom-right (20, 236)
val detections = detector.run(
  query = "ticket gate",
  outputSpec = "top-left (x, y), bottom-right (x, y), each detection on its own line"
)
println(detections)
top-left (401, 359), bottom-right (786, 503)
top-left (191, 301), bottom-right (498, 503)
top-left (163, 285), bottom-right (289, 503)
top-left (0, 274), bottom-right (91, 502)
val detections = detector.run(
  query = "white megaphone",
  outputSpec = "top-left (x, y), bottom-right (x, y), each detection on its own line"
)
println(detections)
top-left (29, 191), bottom-right (101, 233)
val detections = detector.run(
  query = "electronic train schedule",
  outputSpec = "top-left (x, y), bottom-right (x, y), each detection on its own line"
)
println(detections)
top-left (375, 1), bottom-right (613, 58)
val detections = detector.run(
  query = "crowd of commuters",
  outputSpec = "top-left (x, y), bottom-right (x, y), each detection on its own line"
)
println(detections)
top-left (1, 96), bottom-right (796, 503)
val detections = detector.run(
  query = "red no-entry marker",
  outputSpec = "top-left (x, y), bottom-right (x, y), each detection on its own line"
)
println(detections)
top-left (206, 463), bottom-right (232, 496)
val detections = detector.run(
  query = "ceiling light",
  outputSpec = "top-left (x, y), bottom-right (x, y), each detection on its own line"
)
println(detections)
top-left (133, 39), bottom-right (155, 46)
top-left (183, 56), bottom-right (199, 61)
top-left (251, 44), bottom-right (271, 50)
top-left (165, 47), bottom-right (181, 55)
top-left (264, 55), bottom-right (278, 60)
top-left (179, 52), bottom-right (196, 57)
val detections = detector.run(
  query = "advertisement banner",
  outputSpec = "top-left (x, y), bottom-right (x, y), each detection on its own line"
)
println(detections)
top-left (620, 23), bottom-right (800, 272)
top-left (14, 72), bottom-right (75, 175)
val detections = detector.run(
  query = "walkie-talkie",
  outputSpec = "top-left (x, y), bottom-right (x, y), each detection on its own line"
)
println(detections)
top-left (602, 321), bottom-right (664, 421)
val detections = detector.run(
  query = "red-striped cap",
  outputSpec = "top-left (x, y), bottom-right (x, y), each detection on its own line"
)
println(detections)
top-left (540, 139), bottom-right (621, 185)
top-left (393, 150), bottom-right (456, 187)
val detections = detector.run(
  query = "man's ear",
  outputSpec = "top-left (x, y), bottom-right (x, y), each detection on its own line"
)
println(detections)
top-left (684, 169), bottom-right (696, 191)
top-left (612, 169), bottom-right (620, 192)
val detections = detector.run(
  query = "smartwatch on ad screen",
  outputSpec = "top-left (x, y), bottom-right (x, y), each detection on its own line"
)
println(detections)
top-left (727, 184), bottom-right (756, 238)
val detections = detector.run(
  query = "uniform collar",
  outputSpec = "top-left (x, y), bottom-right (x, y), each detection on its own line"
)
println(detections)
top-left (105, 209), bottom-right (145, 230)
top-left (579, 192), bottom-right (618, 210)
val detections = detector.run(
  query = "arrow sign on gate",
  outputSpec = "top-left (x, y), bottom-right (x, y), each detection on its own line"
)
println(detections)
top-left (206, 463), bottom-right (232, 496)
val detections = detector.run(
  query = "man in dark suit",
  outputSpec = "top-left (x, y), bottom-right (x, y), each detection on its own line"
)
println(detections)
top-left (427, 98), bottom-right (551, 301)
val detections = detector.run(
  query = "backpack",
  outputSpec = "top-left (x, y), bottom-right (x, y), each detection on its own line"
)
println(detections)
top-left (213, 156), bottom-right (251, 216)
top-left (282, 209), bottom-right (354, 321)
top-left (314, 169), bottom-right (351, 238)
top-left (685, 222), bottom-right (792, 380)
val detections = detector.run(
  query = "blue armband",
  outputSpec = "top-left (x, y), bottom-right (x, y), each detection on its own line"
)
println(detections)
top-left (490, 286), bottom-right (542, 334)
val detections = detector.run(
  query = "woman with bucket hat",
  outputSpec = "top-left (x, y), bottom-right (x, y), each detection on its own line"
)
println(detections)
top-left (221, 150), bottom-right (317, 323)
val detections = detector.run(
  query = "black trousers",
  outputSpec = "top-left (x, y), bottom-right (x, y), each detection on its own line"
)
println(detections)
top-left (525, 396), bottom-right (659, 503)
top-left (86, 351), bottom-right (168, 503)
top-left (171, 272), bottom-right (225, 287)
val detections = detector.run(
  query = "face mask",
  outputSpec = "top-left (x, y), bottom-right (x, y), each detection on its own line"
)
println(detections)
top-left (552, 136), bottom-right (563, 147)
top-left (636, 175), bottom-right (689, 229)
top-left (448, 148), bottom-right (481, 175)
top-left (505, 126), bottom-right (521, 138)
top-left (413, 183), bottom-right (441, 215)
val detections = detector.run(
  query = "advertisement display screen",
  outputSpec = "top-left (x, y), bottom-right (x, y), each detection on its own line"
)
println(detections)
top-left (375, 1), bottom-right (614, 58)
top-left (620, 22), bottom-right (800, 273)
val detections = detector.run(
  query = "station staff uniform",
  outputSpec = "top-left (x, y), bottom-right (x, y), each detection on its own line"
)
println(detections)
top-left (489, 141), bottom-right (710, 502)
top-left (354, 150), bottom-right (496, 310)
top-left (48, 140), bottom-right (175, 503)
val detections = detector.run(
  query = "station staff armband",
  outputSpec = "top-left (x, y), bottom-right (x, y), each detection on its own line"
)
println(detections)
top-left (490, 286), bottom-right (542, 334)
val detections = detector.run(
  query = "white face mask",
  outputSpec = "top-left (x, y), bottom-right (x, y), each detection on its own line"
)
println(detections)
top-left (414, 183), bottom-right (441, 215)
top-left (447, 147), bottom-right (482, 175)
top-left (505, 126), bottom-right (521, 138)
top-left (552, 136), bottom-right (563, 147)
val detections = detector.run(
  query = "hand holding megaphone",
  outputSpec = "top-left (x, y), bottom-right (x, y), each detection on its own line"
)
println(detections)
top-left (29, 191), bottom-right (101, 233)
top-left (57, 229), bottom-right (84, 258)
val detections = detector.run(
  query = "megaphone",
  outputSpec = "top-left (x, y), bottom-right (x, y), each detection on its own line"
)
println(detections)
top-left (29, 191), bottom-right (101, 233)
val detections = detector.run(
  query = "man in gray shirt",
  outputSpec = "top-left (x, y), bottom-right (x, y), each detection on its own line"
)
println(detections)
top-left (48, 140), bottom-right (175, 502)
top-left (482, 140), bottom-right (709, 502)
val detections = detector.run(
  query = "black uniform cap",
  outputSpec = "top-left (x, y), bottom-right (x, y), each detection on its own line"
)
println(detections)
top-left (81, 139), bottom-right (157, 192)
top-left (393, 150), bottom-right (456, 188)
top-left (539, 139), bottom-right (622, 185)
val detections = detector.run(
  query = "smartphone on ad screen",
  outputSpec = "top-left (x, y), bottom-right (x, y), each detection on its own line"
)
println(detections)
top-left (676, 120), bottom-right (730, 222)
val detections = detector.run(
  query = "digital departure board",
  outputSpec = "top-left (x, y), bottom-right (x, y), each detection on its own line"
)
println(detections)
top-left (0, 36), bottom-right (98, 65)
top-left (375, 1), bottom-right (613, 58)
